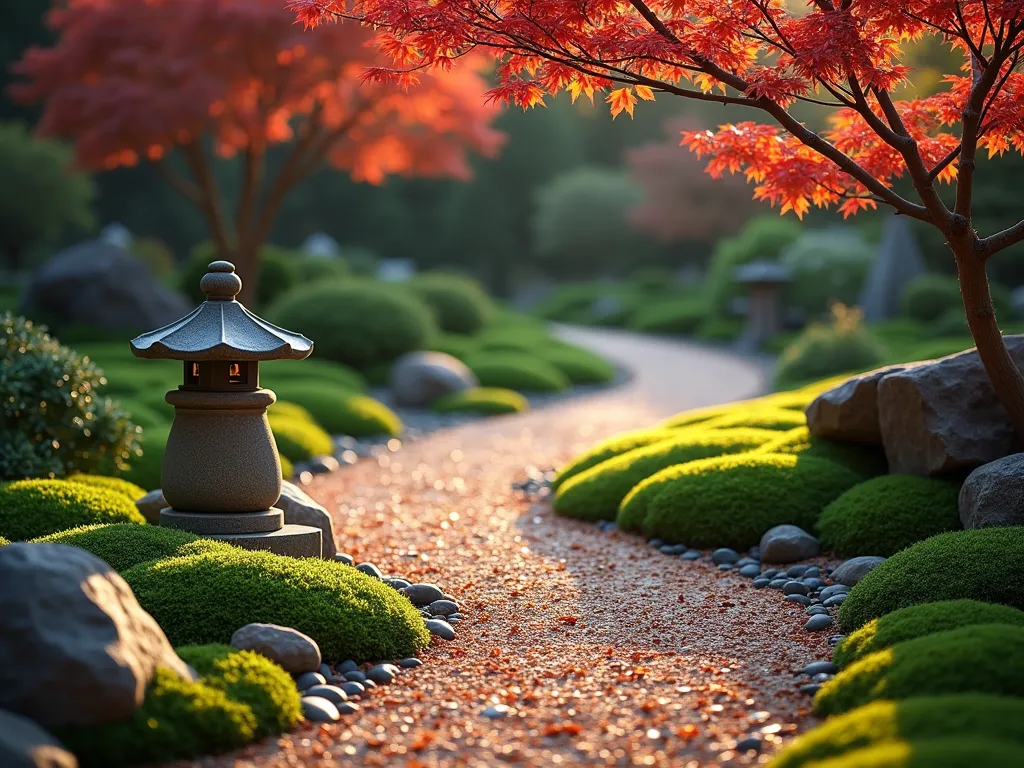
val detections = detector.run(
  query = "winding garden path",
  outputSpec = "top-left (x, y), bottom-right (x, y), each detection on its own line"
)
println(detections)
top-left (211, 330), bottom-right (831, 767)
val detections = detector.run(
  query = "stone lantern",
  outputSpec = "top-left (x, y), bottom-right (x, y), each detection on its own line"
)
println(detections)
top-left (130, 261), bottom-right (322, 558)
top-left (734, 260), bottom-right (791, 353)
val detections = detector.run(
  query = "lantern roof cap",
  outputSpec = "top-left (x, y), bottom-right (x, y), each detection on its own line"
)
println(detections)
top-left (130, 261), bottom-right (313, 361)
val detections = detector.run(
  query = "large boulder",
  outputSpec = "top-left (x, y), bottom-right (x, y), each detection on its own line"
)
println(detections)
top-left (960, 453), bottom-right (1024, 529)
top-left (830, 555), bottom-right (886, 586)
top-left (389, 351), bottom-right (478, 408)
top-left (277, 481), bottom-right (337, 560)
top-left (0, 543), bottom-right (194, 728)
top-left (19, 241), bottom-right (191, 333)
top-left (0, 710), bottom-right (77, 768)
top-left (759, 524), bottom-right (820, 564)
top-left (877, 338), bottom-right (1024, 475)
top-left (806, 365), bottom-right (908, 444)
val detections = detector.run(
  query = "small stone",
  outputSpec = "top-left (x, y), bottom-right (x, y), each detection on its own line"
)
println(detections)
top-left (680, 550), bottom-right (701, 561)
top-left (831, 556), bottom-right (886, 586)
top-left (447, 616), bottom-right (461, 624)
top-left (387, 578), bottom-right (411, 591)
top-left (335, 553), bottom-right (354, 566)
top-left (768, 578), bottom-right (789, 590)
top-left (787, 565), bottom-right (809, 577)
top-left (308, 455), bottom-right (340, 475)
top-left (356, 563), bottom-right (383, 579)
top-left (482, 704), bottom-right (512, 719)
top-left (783, 581), bottom-right (810, 596)
top-left (318, 663), bottom-right (332, 678)
top-left (304, 685), bottom-right (348, 705)
top-left (343, 670), bottom-right (367, 683)
top-left (301, 696), bottom-right (339, 722)
top-left (660, 544), bottom-right (687, 555)
top-left (366, 665), bottom-right (396, 684)
top-left (805, 614), bottom-right (834, 632)
top-left (717, 563), bottom-right (734, 571)
top-left (812, 672), bottom-right (834, 684)
top-left (799, 683), bottom-right (821, 696)
top-left (404, 583), bottom-right (445, 606)
top-left (819, 585), bottom-right (851, 602)
top-left (648, 539), bottom-right (664, 548)
top-left (711, 548), bottom-right (740, 565)
top-left (337, 701), bottom-right (360, 715)
top-left (735, 736), bottom-right (762, 754)
top-left (398, 658), bottom-right (422, 669)
top-left (785, 594), bottom-right (812, 606)
top-left (295, 672), bottom-right (326, 691)
top-left (339, 682), bottom-right (365, 697)
top-left (739, 564), bottom-right (762, 578)
top-left (427, 599), bottom-right (459, 616)
top-left (760, 525), bottom-right (820, 564)
top-left (762, 569), bottom-right (780, 579)
top-left (230, 623), bottom-right (322, 675)
top-left (828, 635), bottom-right (846, 647)
top-left (802, 578), bottom-right (826, 591)
top-left (338, 660), bottom-right (359, 674)
top-left (803, 566), bottom-right (822, 579)
top-left (805, 605), bottom-right (829, 616)
top-left (748, 546), bottom-right (761, 559)
top-left (823, 594), bottom-right (848, 608)
top-left (426, 619), bottom-right (456, 640)
top-left (752, 578), bottom-right (770, 589)
top-left (800, 661), bottom-right (837, 676)
top-left (361, 679), bottom-right (378, 690)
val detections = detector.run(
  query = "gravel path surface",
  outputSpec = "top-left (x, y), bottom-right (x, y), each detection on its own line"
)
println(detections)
top-left (198, 331), bottom-right (831, 767)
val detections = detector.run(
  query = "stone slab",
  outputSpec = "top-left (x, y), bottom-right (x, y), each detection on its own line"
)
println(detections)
top-left (160, 508), bottom-right (283, 535)
top-left (209, 524), bottom-right (322, 559)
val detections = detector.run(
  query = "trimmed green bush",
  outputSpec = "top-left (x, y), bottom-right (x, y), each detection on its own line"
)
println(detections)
top-left (407, 273), bottom-right (495, 334)
top-left (465, 352), bottom-right (570, 393)
top-left (699, 406), bottom-right (806, 432)
top-left (269, 400), bottom-right (317, 424)
top-left (774, 305), bottom-right (887, 390)
top-left (121, 424), bottom-right (170, 491)
top-left (1, 313), bottom-right (139, 480)
top-left (123, 546), bottom-right (430, 661)
top-left (264, 280), bottom-right (436, 370)
top-left (534, 344), bottom-right (616, 385)
top-left (260, 358), bottom-right (368, 393)
top-left (268, 414), bottom-right (333, 462)
top-left (780, 228), bottom-right (875, 319)
top-left (0, 479), bottom-right (145, 541)
top-left (769, 695), bottom-right (1024, 768)
top-left (280, 454), bottom-right (294, 479)
top-left (834, 600), bottom-right (1024, 669)
top-left (33, 524), bottom-right (230, 573)
top-left (432, 387), bottom-right (528, 415)
top-left (899, 274), bottom-right (960, 323)
top-left (67, 474), bottom-right (146, 501)
top-left (643, 453), bottom-right (862, 548)
top-left (554, 428), bottom-right (779, 522)
top-left (430, 333), bottom-right (478, 361)
top-left (753, 427), bottom-right (888, 480)
top-left (817, 476), bottom-right (961, 557)
top-left (57, 666), bottom-right (257, 768)
top-left (267, 383), bottom-right (401, 437)
top-left (291, 256), bottom-right (349, 283)
top-left (552, 428), bottom-right (680, 491)
top-left (837, 527), bottom-right (1024, 632)
top-left (813, 625), bottom-right (1024, 716)
top-left (181, 243), bottom-right (299, 309)
top-left (175, 644), bottom-right (301, 736)
top-left (628, 297), bottom-right (707, 336)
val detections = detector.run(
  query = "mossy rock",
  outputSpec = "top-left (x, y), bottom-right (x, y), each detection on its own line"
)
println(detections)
top-left (121, 424), bottom-right (171, 492)
top-left (465, 351), bottom-right (570, 393)
top-left (553, 428), bottom-right (779, 522)
top-left (552, 428), bottom-right (679, 491)
top-left (642, 453), bottom-right (862, 549)
top-left (57, 666), bottom-right (257, 768)
top-left (833, 600), bottom-right (1024, 669)
top-left (816, 476), bottom-right (962, 557)
top-left (753, 427), bottom-right (888, 480)
top-left (780, 737), bottom-right (1024, 768)
top-left (32, 524), bottom-right (231, 573)
top-left (698, 406), bottom-right (806, 432)
top-left (837, 527), bottom-right (1024, 632)
top-left (534, 345), bottom-right (616, 385)
top-left (267, 383), bottom-right (401, 437)
top-left (67, 474), bottom-right (147, 501)
top-left (175, 644), bottom-right (301, 736)
top-left (769, 695), bottom-right (1024, 768)
top-left (813, 625), bottom-right (1024, 716)
top-left (0, 479), bottom-right (146, 541)
top-left (123, 546), bottom-right (430, 661)
top-left (268, 414), bottom-right (334, 463)
top-left (431, 387), bottom-right (528, 415)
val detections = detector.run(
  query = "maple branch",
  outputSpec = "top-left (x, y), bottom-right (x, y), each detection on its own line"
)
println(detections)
top-left (981, 219), bottom-right (1024, 256)
top-left (153, 157), bottom-right (204, 206)
top-left (627, 0), bottom-right (680, 45)
top-left (928, 144), bottom-right (963, 182)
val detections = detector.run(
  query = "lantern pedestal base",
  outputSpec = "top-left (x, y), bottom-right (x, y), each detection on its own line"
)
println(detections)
top-left (160, 507), bottom-right (322, 559)
top-left (208, 524), bottom-right (322, 559)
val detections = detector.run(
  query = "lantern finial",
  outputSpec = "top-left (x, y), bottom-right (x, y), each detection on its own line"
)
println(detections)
top-left (200, 260), bottom-right (242, 301)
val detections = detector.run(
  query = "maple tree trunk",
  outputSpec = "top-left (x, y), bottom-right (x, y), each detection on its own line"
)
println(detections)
top-left (951, 239), bottom-right (1024, 437)
top-left (233, 239), bottom-right (261, 308)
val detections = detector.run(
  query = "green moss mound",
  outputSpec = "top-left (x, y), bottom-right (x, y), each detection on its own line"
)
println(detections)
top-left (465, 351), bottom-right (570, 393)
top-left (268, 414), bottom-right (333, 462)
top-left (57, 666), bottom-right (257, 768)
top-left (33, 524), bottom-right (230, 573)
top-left (660, 396), bottom-right (793, 428)
top-left (534, 345), bottom-right (616, 385)
top-left (431, 387), bottom-right (528, 415)
top-left (813, 625), bottom-right (1024, 716)
top-left (753, 427), bottom-right (888, 480)
top-left (0, 536), bottom-right (8, 547)
top-left (782, 737), bottom-right (1024, 768)
top-left (552, 428), bottom-right (679, 491)
top-left (264, 280), bottom-right (436, 370)
top-left (267, 383), bottom-right (401, 437)
top-left (121, 424), bottom-right (170, 491)
top-left (643, 453), bottom-right (862, 549)
top-left (176, 644), bottom-right (301, 736)
top-left (699, 406), bottom-right (806, 432)
top-left (123, 546), bottom-right (430, 661)
top-left (833, 600), bottom-right (1024, 669)
top-left (430, 333), bottom-right (478, 361)
top-left (837, 527), bottom-right (1024, 632)
top-left (770, 695), bottom-right (1024, 768)
top-left (553, 428), bottom-right (778, 522)
top-left (628, 297), bottom-right (708, 336)
top-left (817, 476), bottom-right (962, 558)
top-left (67, 474), bottom-right (146, 501)
top-left (280, 454), bottom-right (294, 479)
top-left (407, 273), bottom-right (495, 334)
top-left (269, 400), bottom-right (318, 423)
top-left (0, 479), bottom-right (145, 541)
top-left (261, 358), bottom-right (368, 393)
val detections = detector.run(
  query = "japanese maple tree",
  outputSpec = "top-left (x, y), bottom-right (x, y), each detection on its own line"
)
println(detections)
top-left (292, 0), bottom-right (1024, 435)
top-left (12, 0), bottom-right (503, 305)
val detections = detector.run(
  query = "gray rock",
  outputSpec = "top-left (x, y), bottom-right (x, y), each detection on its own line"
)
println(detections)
top-left (308, 455), bottom-right (340, 475)
top-left (304, 685), bottom-right (348, 705)
top-left (388, 578), bottom-right (412, 591)
top-left (785, 594), bottom-right (813, 606)
top-left (783, 581), bottom-right (810, 596)
top-left (356, 563), bottom-right (383, 579)
top-left (398, 658), bottom-right (423, 669)
top-left (295, 672), bottom-right (326, 690)
top-left (277, 481), bottom-right (337, 560)
top-left (230, 624), bottom-right (321, 675)
top-left (343, 670), bottom-right (367, 683)
top-left (301, 696), bottom-right (340, 722)
top-left (426, 619), bottom-right (456, 640)
top-left (828, 635), bottom-right (846, 646)
top-left (482, 704), bottom-right (511, 719)
top-left (960, 454), bottom-right (1024, 529)
top-left (803, 578), bottom-right (826, 591)
top-left (735, 736), bottom-right (762, 754)
top-left (404, 583), bottom-right (445, 606)
top-left (680, 550), bottom-right (702, 561)
top-left (806, 366), bottom-right (908, 444)
top-left (648, 539), bottom-right (664, 548)
top-left (366, 665), bottom-right (398, 684)
top-left (134, 489), bottom-right (166, 525)
top-left (800, 661), bottom-right (837, 676)
top-left (787, 565), bottom-right (809, 577)
top-left (812, 672), bottom-right (835, 684)
top-left (337, 701), bottom-right (360, 715)
top-left (717, 563), bottom-right (734, 571)
top-left (389, 351), bottom-right (479, 408)
top-left (335, 553), bottom-right (354, 566)
top-left (799, 683), bottom-right (822, 696)
top-left (805, 614), bottom-right (834, 632)
top-left (831, 557), bottom-right (886, 586)
top-left (803, 566), bottom-right (822, 579)
top-left (339, 682), bottom-right (365, 697)
top-left (711, 548), bottom-right (740, 565)
top-left (877, 339), bottom-right (1024, 475)
top-left (805, 605), bottom-right (829, 616)
top-left (427, 599), bottom-right (459, 617)
top-left (739, 564), bottom-right (762, 578)
top-left (0, 543), bottom-right (194, 729)
top-left (768, 578), bottom-right (789, 590)
top-left (0, 710), bottom-right (78, 768)
top-left (823, 594), bottom-right (847, 608)
top-left (759, 525), bottom-right (820, 564)
top-left (319, 663), bottom-right (332, 679)
top-left (338, 660), bottom-right (359, 674)
top-left (19, 241), bottom-right (192, 333)
top-left (752, 578), bottom-right (770, 589)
